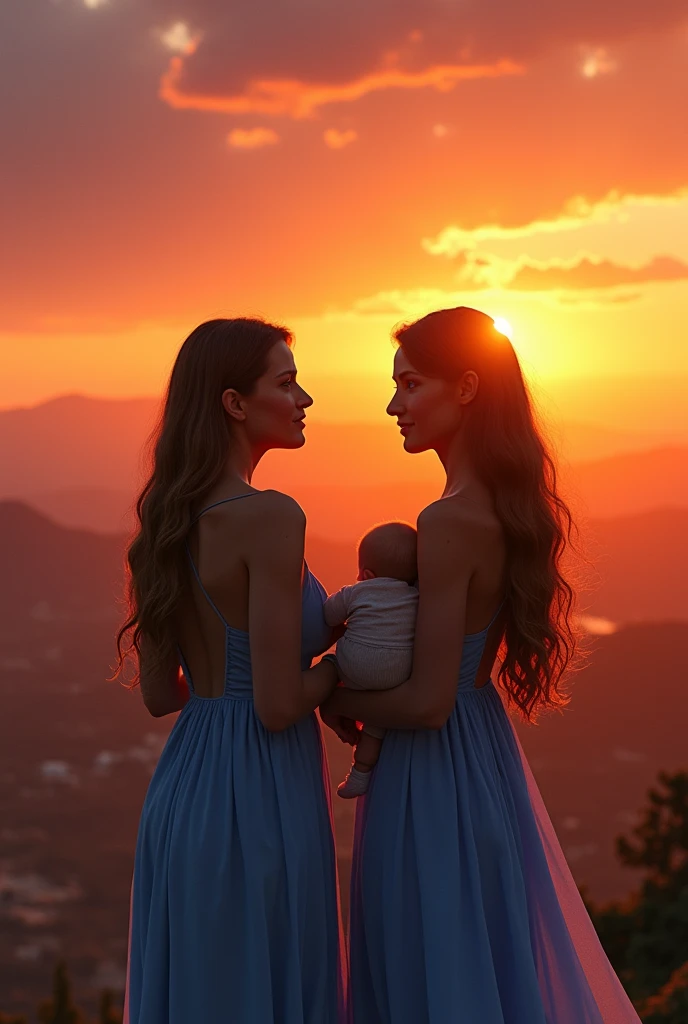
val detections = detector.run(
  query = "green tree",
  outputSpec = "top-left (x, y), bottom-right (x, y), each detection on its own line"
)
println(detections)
top-left (591, 771), bottom-right (688, 1004)
top-left (640, 961), bottom-right (688, 1023)
top-left (37, 961), bottom-right (85, 1024)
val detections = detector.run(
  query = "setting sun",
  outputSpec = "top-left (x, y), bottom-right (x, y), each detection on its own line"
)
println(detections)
top-left (493, 317), bottom-right (513, 339)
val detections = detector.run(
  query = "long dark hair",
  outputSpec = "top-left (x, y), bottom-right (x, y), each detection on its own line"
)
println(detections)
top-left (395, 306), bottom-right (578, 719)
top-left (115, 317), bottom-right (292, 685)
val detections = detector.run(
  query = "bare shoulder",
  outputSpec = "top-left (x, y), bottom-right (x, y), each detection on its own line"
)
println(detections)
top-left (246, 488), bottom-right (306, 527)
top-left (197, 489), bottom-right (305, 538)
top-left (417, 496), bottom-right (501, 560)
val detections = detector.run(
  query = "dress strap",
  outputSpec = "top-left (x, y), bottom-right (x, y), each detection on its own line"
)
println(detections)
top-left (487, 598), bottom-right (506, 630)
top-left (469, 598), bottom-right (506, 638)
top-left (185, 545), bottom-right (229, 627)
top-left (191, 491), bottom-right (259, 525)
top-left (186, 492), bottom-right (259, 624)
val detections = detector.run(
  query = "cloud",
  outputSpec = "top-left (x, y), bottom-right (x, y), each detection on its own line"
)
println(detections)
top-left (508, 254), bottom-right (688, 290)
top-left (159, 57), bottom-right (523, 120)
top-left (323, 129), bottom-right (358, 149)
top-left (423, 188), bottom-right (688, 256)
top-left (160, 21), bottom-right (199, 55)
top-left (343, 279), bottom-right (649, 321)
top-left (437, 248), bottom-right (688, 297)
top-left (580, 47), bottom-right (617, 78)
top-left (148, 0), bottom-right (688, 121)
top-left (227, 127), bottom-right (280, 149)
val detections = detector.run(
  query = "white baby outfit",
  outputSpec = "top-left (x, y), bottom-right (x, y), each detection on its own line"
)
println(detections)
top-left (324, 578), bottom-right (419, 691)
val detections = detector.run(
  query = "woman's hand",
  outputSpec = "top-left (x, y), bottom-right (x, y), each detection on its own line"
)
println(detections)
top-left (319, 704), bottom-right (361, 745)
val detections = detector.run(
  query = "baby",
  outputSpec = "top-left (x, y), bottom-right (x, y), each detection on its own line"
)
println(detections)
top-left (324, 521), bottom-right (419, 798)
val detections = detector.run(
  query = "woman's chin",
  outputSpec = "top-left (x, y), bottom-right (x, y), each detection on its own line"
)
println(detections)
top-left (286, 427), bottom-right (307, 449)
top-left (402, 435), bottom-right (428, 454)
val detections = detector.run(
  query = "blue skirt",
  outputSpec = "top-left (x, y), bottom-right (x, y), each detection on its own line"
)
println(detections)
top-left (126, 697), bottom-right (346, 1024)
top-left (349, 682), bottom-right (640, 1024)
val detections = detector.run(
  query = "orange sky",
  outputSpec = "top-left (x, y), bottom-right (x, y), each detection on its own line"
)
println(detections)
top-left (1, 0), bottom-right (687, 426)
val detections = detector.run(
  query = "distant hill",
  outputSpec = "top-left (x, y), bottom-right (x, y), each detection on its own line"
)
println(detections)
top-left (583, 508), bottom-right (688, 623)
top-left (568, 447), bottom-right (688, 519)
top-left (308, 507), bottom-right (688, 624)
top-left (281, 450), bottom-right (688, 541)
top-left (0, 395), bottom-right (159, 496)
top-left (0, 501), bottom-right (124, 630)
top-left (1, 501), bottom-right (686, 632)
top-left (3, 396), bottom-right (688, 534)
top-left (515, 622), bottom-right (688, 900)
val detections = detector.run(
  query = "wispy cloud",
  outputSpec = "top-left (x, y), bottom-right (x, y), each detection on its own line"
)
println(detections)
top-left (438, 248), bottom-right (688, 293)
top-left (423, 188), bottom-right (688, 257)
top-left (323, 129), bottom-right (358, 149)
top-left (509, 254), bottom-right (688, 290)
top-left (160, 57), bottom-right (524, 120)
top-left (227, 127), bottom-right (280, 149)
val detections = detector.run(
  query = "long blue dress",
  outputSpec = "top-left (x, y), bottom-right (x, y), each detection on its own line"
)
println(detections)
top-left (125, 497), bottom-right (346, 1024)
top-left (349, 611), bottom-right (641, 1023)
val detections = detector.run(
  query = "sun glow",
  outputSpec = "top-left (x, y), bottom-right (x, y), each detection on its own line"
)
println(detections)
top-left (493, 317), bottom-right (513, 339)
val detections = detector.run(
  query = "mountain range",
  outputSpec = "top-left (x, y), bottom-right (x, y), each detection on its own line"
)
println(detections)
top-left (2, 501), bottom-right (687, 630)
top-left (2, 396), bottom-right (688, 539)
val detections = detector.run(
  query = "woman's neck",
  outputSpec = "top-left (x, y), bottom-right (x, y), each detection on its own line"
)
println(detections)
top-left (221, 432), bottom-right (265, 486)
top-left (435, 432), bottom-right (482, 501)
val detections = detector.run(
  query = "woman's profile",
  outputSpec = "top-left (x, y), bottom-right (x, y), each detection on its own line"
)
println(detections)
top-left (322, 306), bottom-right (641, 1022)
top-left (117, 318), bottom-right (347, 1024)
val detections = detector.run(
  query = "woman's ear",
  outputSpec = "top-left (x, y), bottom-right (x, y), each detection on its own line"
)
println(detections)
top-left (457, 370), bottom-right (479, 407)
top-left (222, 388), bottom-right (247, 422)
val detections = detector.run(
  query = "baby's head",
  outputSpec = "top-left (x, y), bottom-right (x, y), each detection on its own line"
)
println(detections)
top-left (357, 521), bottom-right (418, 585)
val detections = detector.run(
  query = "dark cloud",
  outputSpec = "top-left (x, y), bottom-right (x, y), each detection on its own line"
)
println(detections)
top-left (146, 0), bottom-right (688, 115)
top-left (509, 254), bottom-right (688, 291)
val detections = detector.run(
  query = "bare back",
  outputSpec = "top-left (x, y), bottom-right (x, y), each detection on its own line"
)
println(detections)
top-left (426, 493), bottom-right (507, 691)
top-left (176, 491), bottom-right (264, 698)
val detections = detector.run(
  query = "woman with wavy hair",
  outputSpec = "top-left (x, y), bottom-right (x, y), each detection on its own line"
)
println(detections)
top-left (321, 307), bottom-right (640, 1022)
top-left (117, 318), bottom-right (347, 1024)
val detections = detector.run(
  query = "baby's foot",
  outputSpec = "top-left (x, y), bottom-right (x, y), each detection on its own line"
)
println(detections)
top-left (337, 766), bottom-right (372, 799)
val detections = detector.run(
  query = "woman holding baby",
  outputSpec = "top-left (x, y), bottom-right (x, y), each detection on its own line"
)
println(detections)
top-left (321, 306), bottom-right (642, 1022)
top-left (120, 308), bottom-right (640, 1023)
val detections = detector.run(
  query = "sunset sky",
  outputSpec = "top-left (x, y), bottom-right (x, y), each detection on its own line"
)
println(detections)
top-left (2, 0), bottom-right (688, 427)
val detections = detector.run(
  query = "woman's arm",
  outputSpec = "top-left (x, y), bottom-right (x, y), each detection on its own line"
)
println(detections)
top-left (247, 492), bottom-right (338, 731)
top-left (140, 635), bottom-right (190, 718)
top-left (322, 501), bottom-right (474, 730)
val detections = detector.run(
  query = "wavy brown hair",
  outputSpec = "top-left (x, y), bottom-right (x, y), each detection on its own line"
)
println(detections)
top-left (395, 306), bottom-right (579, 720)
top-left (115, 317), bottom-right (292, 686)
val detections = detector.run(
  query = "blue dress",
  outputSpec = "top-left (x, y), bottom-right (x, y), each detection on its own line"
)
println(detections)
top-left (349, 612), bottom-right (641, 1023)
top-left (125, 497), bottom-right (346, 1024)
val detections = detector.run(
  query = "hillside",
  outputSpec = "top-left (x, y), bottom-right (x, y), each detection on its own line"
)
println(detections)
top-left (568, 446), bottom-right (688, 519)
top-left (1, 501), bottom-right (686, 632)
top-left (0, 395), bottom-right (159, 495)
top-left (308, 507), bottom-right (688, 624)
top-left (3, 397), bottom-right (688, 538)
top-left (583, 508), bottom-right (688, 623)
top-left (0, 502), bottom-right (124, 630)
top-left (515, 622), bottom-right (688, 900)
